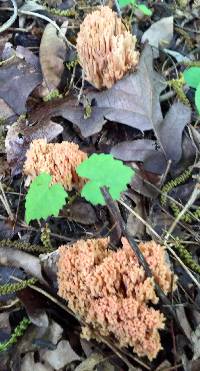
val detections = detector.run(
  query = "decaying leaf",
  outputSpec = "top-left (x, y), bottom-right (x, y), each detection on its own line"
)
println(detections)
top-left (153, 102), bottom-right (191, 163)
top-left (0, 247), bottom-right (47, 285)
top-left (5, 118), bottom-right (63, 175)
top-left (66, 199), bottom-right (97, 225)
top-left (40, 23), bottom-right (67, 91)
top-left (142, 16), bottom-right (173, 52)
top-left (111, 139), bottom-right (167, 174)
top-left (72, 44), bottom-right (165, 137)
top-left (74, 352), bottom-right (108, 371)
top-left (126, 193), bottom-right (145, 238)
top-left (0, 98), bottom-right (14, 119)
top-left (17, 288), bottom-right (49, 328)
top-left (31, 45), bottom-right (165, 138)
top-left (0, 60), bottom-right (42, 114)
top-left (111, 139), bottom-right (163, 162)
top-left (41, 340), bottom-right (81, 370)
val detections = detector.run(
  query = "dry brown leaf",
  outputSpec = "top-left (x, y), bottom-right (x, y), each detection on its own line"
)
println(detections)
top-left (40, 23), bottom-right (67, 91)
top-left (5, 118), bottom-right (63, 175)
top-left (30, 45), bottom-right (165, 138)
top-left (0, 60), bottom-right (42, 114)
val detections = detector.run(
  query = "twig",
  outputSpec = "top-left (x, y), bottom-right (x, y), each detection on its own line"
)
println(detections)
top-left (0, 0), bottom-right (18, 33)
top-left (101, 187), bottom-right (183, 326)
top-left (18, 10), bottom-right (75, 49)
top-left (160, 159), bottom-right (172, 187)
top-left (0, 182), bottom-right (14, 221)
top-left (119, 198), bottom-right (200, 291)
top-left (164, 185), bottom-right (200, 242)
top-left (26, 282), bottom-right (148, 370)
top-left (160, 90), bottom-right (176, 102)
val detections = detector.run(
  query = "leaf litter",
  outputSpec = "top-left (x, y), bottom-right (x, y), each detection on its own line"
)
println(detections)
top-left (0, 0), bottom-right (200, 370)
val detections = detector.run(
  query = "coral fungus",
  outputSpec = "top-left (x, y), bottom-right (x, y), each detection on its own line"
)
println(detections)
top-left (24, 139), bottom-right (87, 190)
top-left (57, 238), bottom-right (175, 360)
top-left (76, 6), bottom-right (139, 89)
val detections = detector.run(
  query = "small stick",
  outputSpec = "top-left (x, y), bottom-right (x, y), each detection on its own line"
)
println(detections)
top-left (0, 0), bottom-right (18, 33)
top-left (164, 185), bottom-right (200, 242)
top-left (160, 159), bottom-right (172, 188)
top-left (101, 186), bottom-right (191, 340)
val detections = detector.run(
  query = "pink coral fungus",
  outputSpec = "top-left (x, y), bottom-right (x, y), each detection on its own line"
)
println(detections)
top-left (57, 238), bottom-right (175, 360)
top-left (76, 6), bottom-right (139, 89)
top-left (24, 139), bottom-right (87, 190)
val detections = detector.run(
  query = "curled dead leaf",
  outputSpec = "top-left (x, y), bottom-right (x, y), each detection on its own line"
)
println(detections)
top-left (40, 23), bottom-right (67, 91)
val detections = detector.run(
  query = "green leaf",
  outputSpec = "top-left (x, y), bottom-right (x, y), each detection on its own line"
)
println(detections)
top-left (195, 83), bottom-right (200, 115)
top-left (76, 154), bottom-right (135, 205)
top-left (25, 173), bottom-right (68, 224)
top-left (183, 67), bottom-right (200, 89)
top-left (137, 4), bottom-right (152, 16)
top-left (118, 0), bottom-right (136, 8)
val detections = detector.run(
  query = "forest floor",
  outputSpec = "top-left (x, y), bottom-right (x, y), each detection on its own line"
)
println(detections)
top-left (0, 0), bottom-right (200, 370)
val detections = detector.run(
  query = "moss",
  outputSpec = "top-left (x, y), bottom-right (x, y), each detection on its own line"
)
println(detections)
top-left (0, 277), bottom-right (37, 295)
top-left (66, 59), bottom-right (78, 71)
top-left (168, 74), bottom-right (190, 106)
top-left (0, 317), bottom-right (30, 352)
top-left (161, 169), bottom-right (200, 223)
top-left (43, 89), bottom-right (63, 102)
top-left (0, 239), bottom-right (48, 254)
top-left (46, 6), bottom-right (77, 17)
top-left (41, 224), bottom-right (53, 252)
top-left (173, 237), bottom-right (200, 275)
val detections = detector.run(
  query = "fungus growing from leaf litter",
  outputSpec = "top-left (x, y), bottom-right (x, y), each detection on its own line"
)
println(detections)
top-left (57, 237), bottom-right (176, 360)
top-left (76, 6), bottom-right (139, 89)
top-left (24, 139), bottom-right (87, 190)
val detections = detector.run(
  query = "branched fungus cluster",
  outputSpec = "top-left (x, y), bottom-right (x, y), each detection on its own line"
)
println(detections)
top-left (58, 237), bottom-right (175, 360)
top-left (77, 6), bottom-right (139, 89)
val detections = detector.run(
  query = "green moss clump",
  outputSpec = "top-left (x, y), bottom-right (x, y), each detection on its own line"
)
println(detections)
top-left (0, 317), bottom-right (30, 352)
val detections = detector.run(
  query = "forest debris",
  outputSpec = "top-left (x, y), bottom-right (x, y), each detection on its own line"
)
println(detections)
top-left (111, 139), bottom-right (164, 163)
top-left (154, 102), bottom-right (191, 163)
top-left (0, 98), bottom-right (14, 119)
top-left (77, 6), bottom-right (139, 89)
top-left (40, 23), bottom-right (67, 91)
top-left (142, 16), bottom-right (173, 55)
top-left (5, 118), bottom-right (63, 176)
top-left (0, 247), bottom-right (48, 285)
top-left (24, 139), bottom-right (87, 190)
top-left (41, 340), bottom-right (81, 370)
top-left (0, 60), bottom-right (42, 114)
top-left (57, 237), bottom-right (175, 360)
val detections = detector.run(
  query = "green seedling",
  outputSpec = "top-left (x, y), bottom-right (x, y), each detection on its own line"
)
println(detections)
top-left (25, 173), bottom-right (68, 224)
top-left (76, 154), bottom-right (135, 205)
top-left (118, 0), bottom-right (152, 16)
top-left (183, 67), bottom-right (200, 114)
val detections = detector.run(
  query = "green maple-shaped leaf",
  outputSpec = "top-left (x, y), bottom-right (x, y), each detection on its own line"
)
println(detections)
top-left (118, 0), bottom-right (136, 7)
top-left (183, 67), bottom-right (200, 89)
top-left (137, 4), bottom-right (152, 16)
top-left (25, 173), bottom-right (68, 224)
top-left (76, 154), bottom-right (135, 205)
top-left (195, 83), bottom-right (200, 115)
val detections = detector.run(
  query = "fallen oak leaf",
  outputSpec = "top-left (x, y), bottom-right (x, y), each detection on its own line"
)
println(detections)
top-left (142, 16), bottom-right (173, 55)
top-left (111, 139), bottom-right (167, 175)
top-left (5, 117), bottom-right (63, 176)
top-left (0, 60), bottom-right (42, 114)
top-left (29, 45), bottom-right (165, 138)
top-left (0, 247), bottom-right (47, 285)
top-left (111, 139), bottom-right (164, 162)
top-left (153, 102), bottom-right (191, 163)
